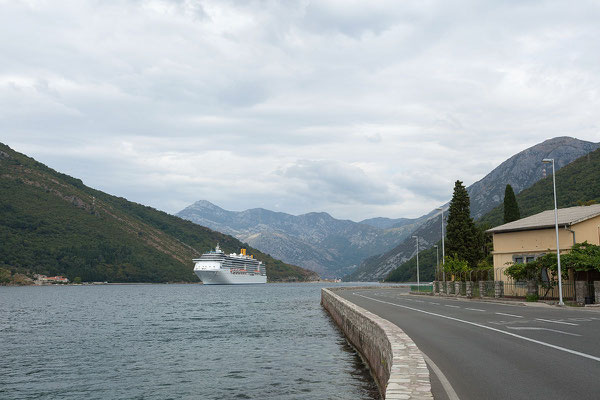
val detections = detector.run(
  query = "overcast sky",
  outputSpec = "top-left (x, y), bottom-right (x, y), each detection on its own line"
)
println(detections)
top-left (2, 0), bottom-right (600, 221)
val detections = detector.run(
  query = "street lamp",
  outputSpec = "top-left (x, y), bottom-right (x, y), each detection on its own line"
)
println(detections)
top-left (434, 244), bottom-right (439, 281)
top-left (542, 158), bottom-right (564, 306)
top-left (412, 235), bottom-right (420, 292)
top-left (436, 207), bottom-right (445, 282)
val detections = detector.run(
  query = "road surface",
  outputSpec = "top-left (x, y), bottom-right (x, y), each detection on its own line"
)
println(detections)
top-left (337, 288), bottom-right (600, 400)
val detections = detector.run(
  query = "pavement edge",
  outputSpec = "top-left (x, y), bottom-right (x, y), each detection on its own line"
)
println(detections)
top-left (322, 287), bottom-right (433, 400)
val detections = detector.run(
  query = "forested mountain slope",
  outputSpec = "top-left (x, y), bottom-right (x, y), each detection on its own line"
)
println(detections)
top-left (479, 147), bottom-right (600, 228)
top-left (0, 143), bottom-right (317, 283)
top-left (384, 146), bottom-right (600, 283)
top-left (347, 137), bottom-right (599, 281)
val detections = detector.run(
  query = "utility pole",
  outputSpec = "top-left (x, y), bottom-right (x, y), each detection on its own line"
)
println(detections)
top-left (412, 235), bottom-right (419, 292)
top-left (542, 158), bottom-right (564, 306)
top-left (437, 207), bottom-right (445, 282)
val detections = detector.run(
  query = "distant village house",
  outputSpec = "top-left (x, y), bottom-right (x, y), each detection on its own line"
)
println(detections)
top-left (35, 275), bottom-right (69, 284)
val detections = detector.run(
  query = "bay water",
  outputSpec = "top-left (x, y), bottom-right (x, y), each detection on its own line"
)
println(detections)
top-left (0, 283), bottom-right (380, 399)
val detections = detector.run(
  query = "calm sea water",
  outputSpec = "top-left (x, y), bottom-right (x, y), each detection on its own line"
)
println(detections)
top-left (0, 283), bottom-right (381, 400)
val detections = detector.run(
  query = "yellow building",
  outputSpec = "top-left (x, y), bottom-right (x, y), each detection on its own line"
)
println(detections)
top-left (487, 204), bottom-right (600, 282)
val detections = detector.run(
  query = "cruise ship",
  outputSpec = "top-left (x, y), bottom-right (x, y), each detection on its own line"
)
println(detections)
top-left (193, 244), bottom-right (267, 284)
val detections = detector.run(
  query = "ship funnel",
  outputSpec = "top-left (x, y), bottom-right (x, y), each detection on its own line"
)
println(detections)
top-left (241, 248), bottom-right (246, 255)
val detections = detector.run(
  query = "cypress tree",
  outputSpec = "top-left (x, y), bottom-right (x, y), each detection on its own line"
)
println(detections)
top-left (445, 180), bottom-right (483, 267)
top-left (503, 184), bottom-right (520, 223)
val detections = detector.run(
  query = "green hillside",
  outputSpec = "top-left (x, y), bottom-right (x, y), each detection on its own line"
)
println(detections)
top-left (0, 143), bottom-right (318, 283)
top-left (384, 245), bottom-right (439, 282)
top-left (479, 148), bottom-right (600, 228)
top-left (385, 147), bottom-right (600, 282)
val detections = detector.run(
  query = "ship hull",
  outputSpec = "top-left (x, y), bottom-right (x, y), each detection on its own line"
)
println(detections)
top-left (195, 269), bottom-right (267, 285)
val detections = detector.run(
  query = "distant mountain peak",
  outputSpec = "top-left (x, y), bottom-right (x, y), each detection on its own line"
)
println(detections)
top-left (176, 202), bottom-right (415, 278)
top-left (345, 136), bottom-right (600, 282)
top-left (191, 200), bottom-right (223, 210)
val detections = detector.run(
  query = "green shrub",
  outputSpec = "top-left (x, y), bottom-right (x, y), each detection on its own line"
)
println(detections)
top-left (526, 293), bottom-right (539, 302)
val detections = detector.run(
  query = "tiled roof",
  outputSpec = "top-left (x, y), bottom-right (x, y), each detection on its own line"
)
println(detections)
top-left (487, 204), bottom-right (600, 233)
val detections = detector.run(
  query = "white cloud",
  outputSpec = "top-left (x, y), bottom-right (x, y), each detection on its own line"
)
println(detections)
top-left (1, 0), bottom-right (600, 220)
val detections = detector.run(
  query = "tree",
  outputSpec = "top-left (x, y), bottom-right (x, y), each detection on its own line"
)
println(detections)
top-left (445, 180), bottom-right (483, 267)
top-left (504, 253), bottom-right (568, 288)
top-left (562, 241), bottom-right (600, 273)
top-left (443, 255), bottom-right (469, 276)
top-left (503, 184), bottom-right (520, 223)
top-left (0, 267), bottom-right (11, 284)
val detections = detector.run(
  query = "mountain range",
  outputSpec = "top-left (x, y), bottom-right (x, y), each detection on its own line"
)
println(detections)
top-left (345, 136), bottom-right (600, 281)
top-left (176, 201), bottom-right (422, 278)
top-left (178, 137), bottom-right (598, 280)
top-left (386, 143), bottom-right (600, 283)
top-left (0, 143), bottom-right (317, 283)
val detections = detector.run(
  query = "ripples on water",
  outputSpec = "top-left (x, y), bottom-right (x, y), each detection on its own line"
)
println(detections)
top-left (0, 283), bottom-right (380, 399)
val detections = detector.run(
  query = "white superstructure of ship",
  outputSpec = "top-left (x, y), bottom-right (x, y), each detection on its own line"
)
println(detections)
top-left (193, 244), bottom-right (267, 285)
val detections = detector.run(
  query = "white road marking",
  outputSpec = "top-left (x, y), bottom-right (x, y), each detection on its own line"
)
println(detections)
top-left (430, 302), bottom-right (440, 305)
top-left (465, 308), bottom-right (485, 312)
top-left (355, 294), bottom-right (600, 363)
top-left (535, 318), bottom-right (579, 326)
top-left (505, 327), bottom-right (581, 337)
top-left (421, 353), bottom-right (461, 400)
top-left (414, 300), bottom-right (424, 303)
top-left (445, 305), bottom-right (460, 308)
top-left (495, 312), bottom-right (523, 318)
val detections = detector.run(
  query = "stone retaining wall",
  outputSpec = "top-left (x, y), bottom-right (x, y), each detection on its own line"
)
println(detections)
top-left (321, 288), bottom-right (433, 399)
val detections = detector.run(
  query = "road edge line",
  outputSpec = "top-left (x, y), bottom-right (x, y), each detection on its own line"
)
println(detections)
top-left (357, 293), bottom-right (600, 363)
top-left (422, 353), bottom-right (461, 400)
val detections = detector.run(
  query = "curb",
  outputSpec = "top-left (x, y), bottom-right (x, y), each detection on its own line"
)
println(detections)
top-left (424, 293), bottom-right (600, 311)
top-left (322, 287), bottom-right (433, 399)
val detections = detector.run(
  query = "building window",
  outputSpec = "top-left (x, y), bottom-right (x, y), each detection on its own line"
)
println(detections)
top-left (512, 254), bottom-right (540, 264)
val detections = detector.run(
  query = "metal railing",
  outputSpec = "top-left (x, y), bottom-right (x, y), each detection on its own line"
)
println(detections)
top-left (539, 283), bottom-right (575, 301)
top-left (411, 284), bottom-right (433, 293)
top-left (481, 281), bottom-right (495, 297)
top-left (471, 283), bottom-right (480, 298)
top-left (503, 280), bottom-right (576, 301)
top-left (433, 278), bottom-right (585, 302)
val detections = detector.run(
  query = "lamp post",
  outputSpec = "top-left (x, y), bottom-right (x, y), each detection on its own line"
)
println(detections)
top-left (412, 235), bottom-right (419, 292)
top-left (434, 244), bottom-right (439, 281)
top-left (542, 158), bottom-right (564, 306)
top-left (436, 207), bottom-right (445, 282)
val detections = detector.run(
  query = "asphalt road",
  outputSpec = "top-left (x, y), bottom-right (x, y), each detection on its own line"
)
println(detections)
top-left (337, 288), bottom-right (600, 400)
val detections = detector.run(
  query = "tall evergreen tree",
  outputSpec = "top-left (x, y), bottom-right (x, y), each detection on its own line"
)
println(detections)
top-left (445, 180), bottom-right (483, 267)
top-left (503, 184), bottom-right (520, 223)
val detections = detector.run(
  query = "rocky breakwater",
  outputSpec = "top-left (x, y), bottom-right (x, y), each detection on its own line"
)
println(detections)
top-left (321, 288), bottom-right (432, 399)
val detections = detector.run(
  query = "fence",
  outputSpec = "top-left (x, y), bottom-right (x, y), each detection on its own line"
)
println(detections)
top-left (480, 281), bottom-right (495, 297)
top-left (434, 280), bottom-right (583, 301)
top-left (499, 281), bottom-right (576, 301)
top-left (411, 284), bottom-right (433, 293)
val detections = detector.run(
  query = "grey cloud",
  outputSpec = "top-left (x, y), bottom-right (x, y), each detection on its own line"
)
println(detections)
top-left (394, 171), bottom-right (453, 203)
top-left (1, 0), bottom-right (600, 220)
top-left (278, 160), bottom-right (394, 205)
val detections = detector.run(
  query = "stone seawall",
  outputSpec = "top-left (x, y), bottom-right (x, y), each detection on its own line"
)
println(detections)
top-left (321, 288), bottom-right (432, 400)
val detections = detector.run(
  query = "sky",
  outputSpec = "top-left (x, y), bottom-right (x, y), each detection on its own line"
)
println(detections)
top-left (2, 0), bottom-right (600, 221)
